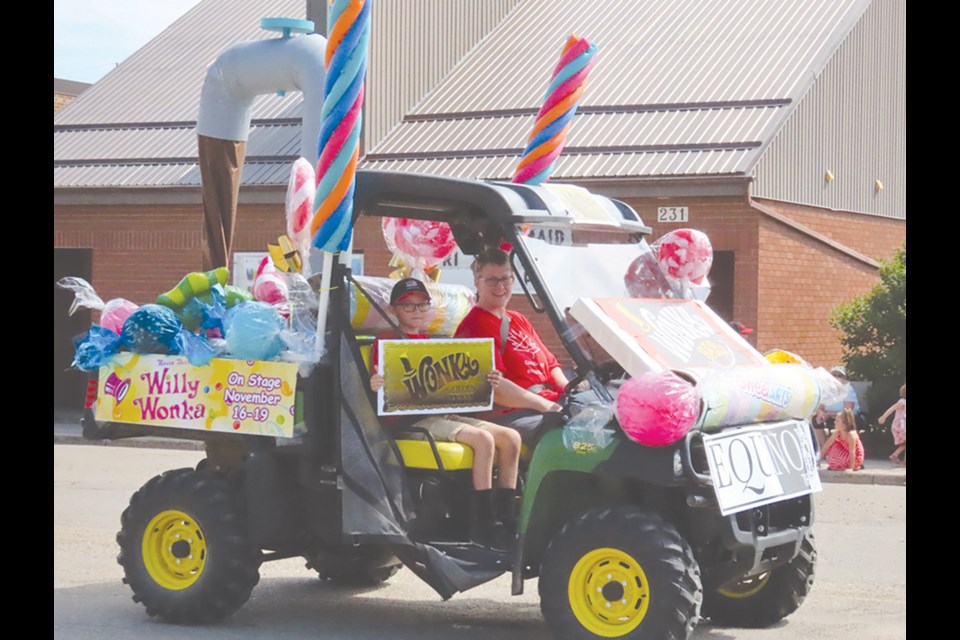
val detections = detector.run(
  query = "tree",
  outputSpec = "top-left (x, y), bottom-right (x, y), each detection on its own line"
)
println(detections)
top-left (829, 244), bottom-right (905, 423)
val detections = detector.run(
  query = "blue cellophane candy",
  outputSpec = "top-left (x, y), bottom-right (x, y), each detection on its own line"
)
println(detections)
top-left (178, 330), bottom-right (217, 367)
top-left (224, 301), bottom-right (285, 361)
top-left (121, 304), bottom-right (183, 355)
top-left (181, 284), bottom-right (229, 335)
top-left (71, 324), bottom-right (123, 371)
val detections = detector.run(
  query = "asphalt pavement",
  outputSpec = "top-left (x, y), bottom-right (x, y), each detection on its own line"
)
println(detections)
top-left (53, 408), bottom-right (906, 486)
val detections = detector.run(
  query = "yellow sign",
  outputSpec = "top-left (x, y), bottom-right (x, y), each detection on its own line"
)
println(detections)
top-left (95, 353), bottom-right (300, 438)
top-left (377, 338), bottom-right (495, 416)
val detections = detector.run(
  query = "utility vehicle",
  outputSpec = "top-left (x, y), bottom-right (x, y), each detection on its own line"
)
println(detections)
top-left (83, 170), bottom-right (817, 640)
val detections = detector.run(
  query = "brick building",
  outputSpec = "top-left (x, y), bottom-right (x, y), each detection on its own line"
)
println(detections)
top-left (54, 78), bottom-right (90, 114)
top-left (54, 0), bottom-right (905, 406)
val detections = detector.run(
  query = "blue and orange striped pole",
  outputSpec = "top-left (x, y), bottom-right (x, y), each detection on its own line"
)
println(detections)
top-left (514, 35), bottom-right (598, 185)
top-left (312, 0), bottom-right (371, 356)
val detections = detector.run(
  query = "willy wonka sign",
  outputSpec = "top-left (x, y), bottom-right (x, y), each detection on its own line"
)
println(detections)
top-left (376, 338), bottom-right (495, 416)
top-left (95, 354), bottom-right (299, 438)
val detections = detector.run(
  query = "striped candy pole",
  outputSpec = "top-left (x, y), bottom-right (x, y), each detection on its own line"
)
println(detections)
top-left (513, 35), bottom-right (598, 185)
top-left (310, 0), bottom-right (370, 253)
top-left (311, 0), bottom-right (371, 358)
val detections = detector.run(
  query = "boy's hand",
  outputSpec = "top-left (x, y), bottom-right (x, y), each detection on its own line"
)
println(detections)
top-left (370, 373), bottom-right (385, 392)
top-left (487, 370), bottom-right (503, 388)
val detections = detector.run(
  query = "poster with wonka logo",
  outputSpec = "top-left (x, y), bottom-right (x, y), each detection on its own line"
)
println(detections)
top-left (377, 339), bottom-right (495, 415)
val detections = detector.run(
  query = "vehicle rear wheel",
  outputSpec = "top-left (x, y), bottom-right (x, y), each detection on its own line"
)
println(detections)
top-left (116, 468), bottom-right (262, 623)
top-left (305, 545), bottom-right (403, 586)
top-left (702, 532), bottom-right (817, 628)
top-left (539, 507), bottom-right (702, 640)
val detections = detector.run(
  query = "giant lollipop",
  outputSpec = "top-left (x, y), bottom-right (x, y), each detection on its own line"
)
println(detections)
top-left (513, 35), bottom-right (598, 185)
top-left (656, 229), bottom-right (713, 287)
top-left (382, 217), bottom-right (458, 271)
top-left (285, 157), bottom-right (316, 261)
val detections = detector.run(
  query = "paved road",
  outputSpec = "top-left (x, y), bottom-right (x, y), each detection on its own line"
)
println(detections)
top-left (54, 445), bottom-right (905, 640)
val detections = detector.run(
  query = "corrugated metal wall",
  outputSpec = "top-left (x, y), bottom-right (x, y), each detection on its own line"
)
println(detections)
top-left (366, 0), bottom-right (520, 151)
top-left (752, 0), bottom-right (905, 219)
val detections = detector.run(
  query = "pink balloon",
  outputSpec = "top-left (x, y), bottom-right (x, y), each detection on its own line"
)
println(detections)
top-left (657, 229), bottom-right (713, 285)
top-left (382, 217), bottom-right (458, 269)
top-left (615, 371), bottom-right (701, 447)
top-left (100, 298), bottom-right (139, 334)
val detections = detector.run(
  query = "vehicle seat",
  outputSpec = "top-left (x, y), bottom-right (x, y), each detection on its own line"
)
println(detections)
top-left (358, 341), bottom-right (474, 472)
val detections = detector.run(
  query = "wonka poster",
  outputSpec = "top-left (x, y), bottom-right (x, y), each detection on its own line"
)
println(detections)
top-left (377, 338), bottom-right (495, 416)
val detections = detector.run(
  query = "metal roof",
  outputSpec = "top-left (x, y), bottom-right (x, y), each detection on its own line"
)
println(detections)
top-left (54, 0), bottom-right (306, 189)
top-left (54, 0), bottom-right (874, 189)
top-left (365, 0), bottom-right (873, 180)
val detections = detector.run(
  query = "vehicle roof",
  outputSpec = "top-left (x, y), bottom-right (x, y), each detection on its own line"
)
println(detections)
top-left (355, 170), bottom-right (651, 254)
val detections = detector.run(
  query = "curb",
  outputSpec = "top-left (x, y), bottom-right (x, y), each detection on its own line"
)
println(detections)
top-left (818, 467), bottom-right (906, 487)
top-left (54, 433), bottom-right (204, 451)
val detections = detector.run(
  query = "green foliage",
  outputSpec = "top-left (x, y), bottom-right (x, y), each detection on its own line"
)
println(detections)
top-left (829, 244), bottom-right (905, 423)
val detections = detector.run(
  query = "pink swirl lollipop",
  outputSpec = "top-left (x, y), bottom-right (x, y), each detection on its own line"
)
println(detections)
top-left (657, 229), bottom-right (714, 286)
top-left (285, 157), bottom-right (316, 258)
top-left (382, 217), bottom-right (458, 269)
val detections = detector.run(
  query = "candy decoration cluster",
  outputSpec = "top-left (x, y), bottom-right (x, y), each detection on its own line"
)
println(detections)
top-left (310, 0), bottom-right (372, 252)
top-left (513, 35), bottom-right (598, 185)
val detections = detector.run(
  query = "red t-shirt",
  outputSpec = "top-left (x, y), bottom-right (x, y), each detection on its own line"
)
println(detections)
top-left (369, 329), bottom-right (430, 372)
top-left (455, 307), bottom-right (562, 401)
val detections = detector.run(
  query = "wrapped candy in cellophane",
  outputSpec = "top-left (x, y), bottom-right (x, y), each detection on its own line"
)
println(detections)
top-left (623, 229), bottom-right (714, 302)
top-left (562, 402), bottom-right (616, 454)
top-left (224, 301), bottom-right (286, 362)
top-left (614, 371), bottom-right (702, 447)
top-left (350, 275), bottom-right (475, 337)
top-left (56, 277), bottom-right (140, 334)
top-left (382, 217), bottom-right (459, 273)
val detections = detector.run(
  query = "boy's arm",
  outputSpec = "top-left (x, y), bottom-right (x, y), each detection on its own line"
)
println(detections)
top-left (494, 377), bottom-right (562, 412)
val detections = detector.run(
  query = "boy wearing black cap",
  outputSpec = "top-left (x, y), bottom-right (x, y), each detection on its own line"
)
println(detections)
top-left (369, 278), bottom-right (519, 550)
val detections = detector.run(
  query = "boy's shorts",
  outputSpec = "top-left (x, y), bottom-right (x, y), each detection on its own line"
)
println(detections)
top-left (411, 414), bottom-right (499, 442)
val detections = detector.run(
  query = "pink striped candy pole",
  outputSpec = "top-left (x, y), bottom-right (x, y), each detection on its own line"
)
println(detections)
top-left (514, 35), bottom-right (598, 185)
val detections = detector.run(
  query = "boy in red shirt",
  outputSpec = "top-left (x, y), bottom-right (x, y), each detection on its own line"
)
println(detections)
top-left (456, 248), bottom-right (590, 438)
top-left (369, 278), bottom-right (519, 549)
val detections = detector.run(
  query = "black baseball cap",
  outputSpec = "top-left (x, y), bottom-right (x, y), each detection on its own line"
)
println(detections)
top-left (390, 278), bottom-right (431, 305)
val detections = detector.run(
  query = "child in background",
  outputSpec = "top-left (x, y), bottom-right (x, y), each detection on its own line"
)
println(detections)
top-left (369, 278), bottom-right (520, 550)
top-left (879, 384), bottom-right (906, 466)
top-left (820, 407), bottom-right (865, 471)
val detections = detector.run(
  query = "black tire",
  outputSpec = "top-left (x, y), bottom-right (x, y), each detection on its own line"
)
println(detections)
top-left (539, 507), bottom-right (702, 640)
top-left (305, 545), bottom-right (402, 586)
top-left (702, 532), bottom-right (817, 628)
top-left (116, 468), bottom-right (262, 623)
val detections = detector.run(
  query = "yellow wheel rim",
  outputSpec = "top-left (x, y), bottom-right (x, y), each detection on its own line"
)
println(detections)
top-left (141, 510), bottom-right (207, 590)
top-left (717, 572), bottom-right (770, 599)
top-left (568, 547), bottom-right (650, 637)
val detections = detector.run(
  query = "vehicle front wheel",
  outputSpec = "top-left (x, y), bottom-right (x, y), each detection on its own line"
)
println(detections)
top-left (702, 532), bottom-right (817, 628)
top-left (539, 507), bottom-right (702, 640)
top-left (116, 468), bottom-right (262, 623)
